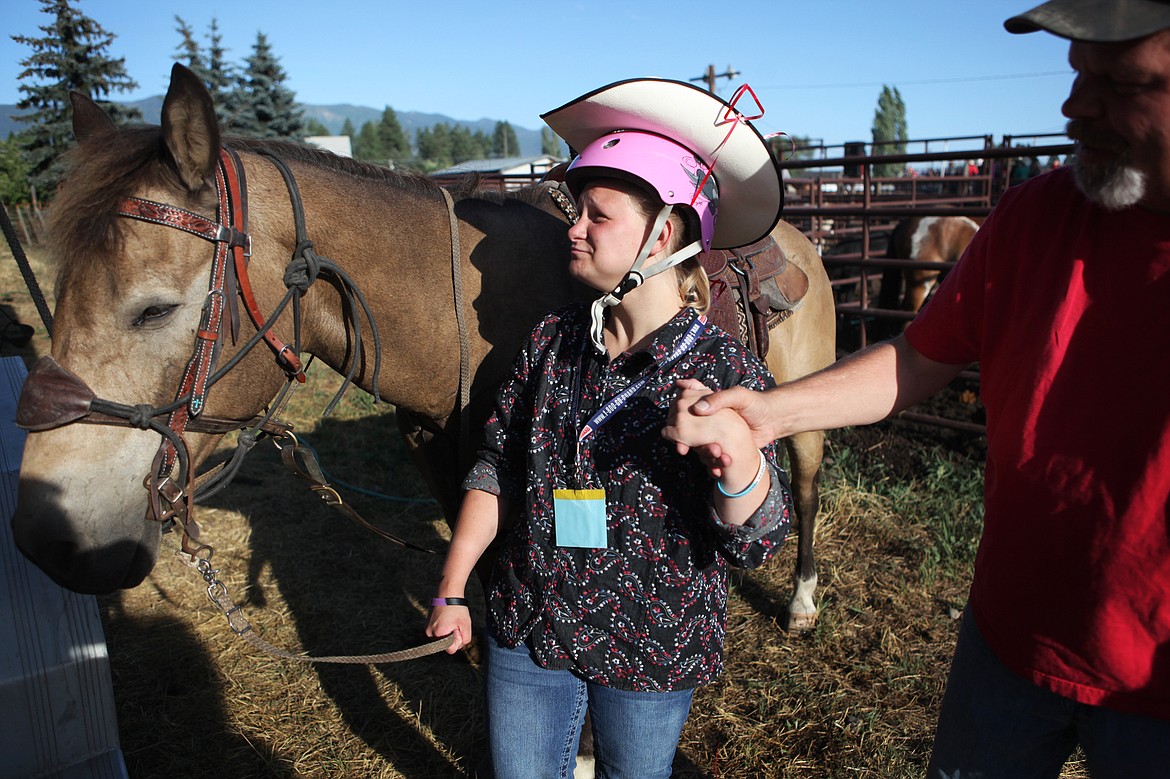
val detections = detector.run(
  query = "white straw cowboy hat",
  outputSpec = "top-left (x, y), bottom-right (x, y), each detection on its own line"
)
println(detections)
top-left (1005, 0), bottom-right (1170, 41)
top-left (542, 78), bottom-right (784, 250)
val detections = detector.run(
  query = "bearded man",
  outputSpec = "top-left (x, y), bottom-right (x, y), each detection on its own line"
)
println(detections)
top-left (664, 1), bottom-right (1170, 775)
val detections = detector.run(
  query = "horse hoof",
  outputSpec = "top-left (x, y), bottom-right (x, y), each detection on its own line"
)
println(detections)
top-left (786, 611), bottom-right (818, 632)
top-left (573, 756), bottom-right (596, 779)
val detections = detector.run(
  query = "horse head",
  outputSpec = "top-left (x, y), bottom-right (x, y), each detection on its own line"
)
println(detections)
top-left (12, 65), bottom-right (289, 593)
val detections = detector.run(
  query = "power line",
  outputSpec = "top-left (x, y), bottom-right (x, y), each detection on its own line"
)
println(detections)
top-left (758, 70), bottom-right (1072, 91)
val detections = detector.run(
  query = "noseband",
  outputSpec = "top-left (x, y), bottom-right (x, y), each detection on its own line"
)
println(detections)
top-left (17, 145), bottom-right (386, 553)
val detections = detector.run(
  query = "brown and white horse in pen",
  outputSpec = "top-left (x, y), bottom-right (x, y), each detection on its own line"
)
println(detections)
top-left (881, 214), bottom-right (982, 322)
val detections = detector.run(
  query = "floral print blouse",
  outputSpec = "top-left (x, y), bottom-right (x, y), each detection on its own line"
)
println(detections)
top-left (464, 304), bottom-right (793, 692)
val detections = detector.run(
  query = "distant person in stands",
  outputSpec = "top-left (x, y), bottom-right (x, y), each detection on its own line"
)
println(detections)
top-left (1010, 155), bottom-right (1034, 185)
top-left (664, 0), bottom-right (1170, 775)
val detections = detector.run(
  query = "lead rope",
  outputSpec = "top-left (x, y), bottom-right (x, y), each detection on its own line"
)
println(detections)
top-left (441, 187), bottom-right (471, 466)
top-left (0, 203), bottom-right (52, 334)
top-left (169, 538), bottom-right (454, 663)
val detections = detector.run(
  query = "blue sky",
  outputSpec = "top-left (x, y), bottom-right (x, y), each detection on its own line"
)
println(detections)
top-left (3, 0), bottom-right (1076, 147)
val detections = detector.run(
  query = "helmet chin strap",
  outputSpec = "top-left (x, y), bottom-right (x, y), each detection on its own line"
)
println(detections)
top-left (588, 204), bottom-right (703, 353)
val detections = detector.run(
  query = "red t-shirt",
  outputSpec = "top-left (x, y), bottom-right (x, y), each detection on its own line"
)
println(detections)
top-left (905, 167), bottom-right (1170, 718)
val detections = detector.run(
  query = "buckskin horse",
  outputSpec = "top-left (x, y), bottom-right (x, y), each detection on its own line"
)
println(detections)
top-left (11, 65), bottom-right (835, 634)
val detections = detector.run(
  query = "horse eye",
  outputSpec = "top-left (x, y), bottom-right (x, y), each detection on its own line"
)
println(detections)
top-left (132, 304), bottom-right (177, 328)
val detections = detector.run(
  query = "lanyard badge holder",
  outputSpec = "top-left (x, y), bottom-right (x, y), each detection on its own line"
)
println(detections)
top-left (553, 317), bottom-right (706, 548)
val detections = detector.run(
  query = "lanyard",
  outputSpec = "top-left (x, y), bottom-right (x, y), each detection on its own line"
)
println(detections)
top-left (567, 315), bottom-right (706, 485)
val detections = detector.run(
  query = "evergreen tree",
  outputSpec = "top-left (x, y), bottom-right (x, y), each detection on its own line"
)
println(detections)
top-left (233, 32), bottom-right (303, 139)
top-left (377, 107), bottom-right (410, 161)
top-left (11, 0), bottom-right (141, 193)
top-left (770, 134), bottom-right (821, 161)
top-left (871, 84), bottom-right (908, 179)
top-left (354, 120), bottom-right (383, 162)
top-left (452, 125), bottom-right (488, 163)
top-left (0, 136), bottom-right (32, 204)
top-left (473, 130), bottom-right (491, 156)
top-left (303, 118), bottom-right (329, 137)
top-left (340, 117), bottom-right (356, 139)
top-left (541, 127), bottom-right (562, 157)
top-left (174, 16), bottom-right (205, 75)
top-left (204, 19), bottom-right (238, 129)
top-left (416, 123), bottom-right (452, 168)
top-left (173, 16), bottom-right (236, 129)
top-left (491, 120), bottom-right (519, 158)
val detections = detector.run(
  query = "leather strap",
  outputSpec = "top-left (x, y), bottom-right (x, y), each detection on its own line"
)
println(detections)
top-left (441, 187), bottom-right (471, 467)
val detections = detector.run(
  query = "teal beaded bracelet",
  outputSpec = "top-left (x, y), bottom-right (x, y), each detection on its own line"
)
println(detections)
top-left (716, 450), bottom-right (767, 499)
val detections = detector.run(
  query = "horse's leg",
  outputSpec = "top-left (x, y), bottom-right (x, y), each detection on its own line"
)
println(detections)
top-left (899, 270), bottom-right (938, 329)
top-left (784, 429), bottom-right (824, 631)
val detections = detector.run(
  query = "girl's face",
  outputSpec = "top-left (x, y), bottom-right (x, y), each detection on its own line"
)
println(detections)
top-left (567, 181), bottom-right (663, 293)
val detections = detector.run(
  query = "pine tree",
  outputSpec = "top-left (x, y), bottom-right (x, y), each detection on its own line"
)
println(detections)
top-left (377, 107), bottom-right (410, 161)
top-left (491, 120), bottom-right (519, 158)
top-left (541, 127), bottom-right (562, 157)
top-left (303, 118), bottom-right (329, 137)
top-left (871, 84), bottom-right (908, 179)
top-left (233, 32), bottom-right (303, 139)
top-left (340, 118), bottom-right (356, 140)
top-left (12, 0), bottom-right (141, 193)
top-left (0, 136), bottom-right (32, 204)
top-left (452, 125), bottom-right (487, 164)
top-left (204, 19), bottom-right (238, 129)
top-left (354, 120), bottom-right (383, 162)
top-left (416, 123), bottom-right (452, 168)
top-left (174, 16), bottom-right (205, 75)
top-left (173, 16), bottom-right (236, 129)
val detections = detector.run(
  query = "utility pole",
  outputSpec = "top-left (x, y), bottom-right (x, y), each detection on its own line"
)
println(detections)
top-left (689, 64), bottom-right (740, 94)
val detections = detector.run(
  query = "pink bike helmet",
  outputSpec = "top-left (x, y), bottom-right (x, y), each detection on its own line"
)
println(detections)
top-left (564, 130), bottom-right (718, 252)
top-left (543, 78), bottom-right (783, 250)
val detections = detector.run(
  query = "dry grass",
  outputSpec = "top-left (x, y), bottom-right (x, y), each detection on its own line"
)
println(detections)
top-left (2, 238), bottom-right (1089, 778)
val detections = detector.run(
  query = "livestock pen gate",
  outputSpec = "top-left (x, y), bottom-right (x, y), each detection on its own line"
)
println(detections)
top-left (776, 133), bottom-right (1074, 434)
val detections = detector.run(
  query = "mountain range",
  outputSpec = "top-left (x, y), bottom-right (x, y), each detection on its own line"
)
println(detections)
top-left (0, 96), bottom-right (545, 157)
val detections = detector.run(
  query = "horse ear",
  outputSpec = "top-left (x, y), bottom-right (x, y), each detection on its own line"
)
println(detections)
top-left (70, 92), bottom-right (116, 142)
top-left (161, 63), bottom-right (221, 192)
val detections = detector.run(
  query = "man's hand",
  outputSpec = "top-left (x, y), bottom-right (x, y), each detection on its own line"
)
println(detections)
top-left (664, 379), bottom-right (782, 475)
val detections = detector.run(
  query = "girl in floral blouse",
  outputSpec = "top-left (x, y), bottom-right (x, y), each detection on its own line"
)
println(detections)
top-left (426, 78), bottom-right (794, 779)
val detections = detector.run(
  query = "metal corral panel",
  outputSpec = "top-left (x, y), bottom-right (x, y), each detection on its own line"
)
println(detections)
top-left (0, 357), bottom-right (128, 779)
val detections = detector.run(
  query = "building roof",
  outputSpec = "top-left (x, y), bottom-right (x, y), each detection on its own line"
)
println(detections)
top-left (304, 135), bottom-right (353, 158)
top-left (431, 155), bottom-right (560, 176)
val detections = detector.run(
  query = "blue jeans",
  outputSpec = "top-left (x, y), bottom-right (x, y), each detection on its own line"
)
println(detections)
top-left (484, 630), bottom-right (694, 779)
top-left (929, 611), bottom-right (1170, 778)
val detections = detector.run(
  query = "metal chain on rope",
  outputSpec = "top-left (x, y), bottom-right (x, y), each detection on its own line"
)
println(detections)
top-left (169, 538), bottom-right (454, 664)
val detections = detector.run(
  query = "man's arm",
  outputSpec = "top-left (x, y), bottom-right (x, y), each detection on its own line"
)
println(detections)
top-left (665, 334), bottom-right (968, 457)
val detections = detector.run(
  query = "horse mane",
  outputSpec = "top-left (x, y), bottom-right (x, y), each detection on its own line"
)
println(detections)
top-left (48, 125), bottom-right (175, 264)
top-left (48, 124), bottom-right (554, 269)
top-left (445, 174), bottom-right (555, 207)
top-left (225, 136), bottom-right (445, 199)
top-left (224, 138), bottom-right (554, 208)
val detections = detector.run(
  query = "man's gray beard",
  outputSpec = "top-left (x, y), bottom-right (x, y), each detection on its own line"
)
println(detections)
top-left (1072, 154), bottom-right (1146, 210)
